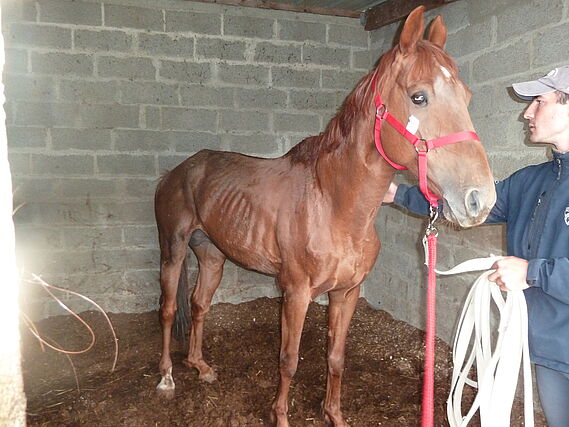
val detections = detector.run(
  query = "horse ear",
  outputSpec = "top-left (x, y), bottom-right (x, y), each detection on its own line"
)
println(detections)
top-left (399, 6), bottom-right (425, 54)
top-left (427, 15), bottom-right (447, 48)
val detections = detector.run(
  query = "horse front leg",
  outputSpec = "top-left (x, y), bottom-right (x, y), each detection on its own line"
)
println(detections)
top-left (323, 285), bottom-right (360, 426)
top-left (271, 287), bottom-right (311, 427)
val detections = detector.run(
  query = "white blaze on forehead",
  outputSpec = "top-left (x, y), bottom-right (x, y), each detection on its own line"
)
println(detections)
top-left (406, 115), bottom-right (419, 134)
top-left (440, 66), bottom-right (452, 79)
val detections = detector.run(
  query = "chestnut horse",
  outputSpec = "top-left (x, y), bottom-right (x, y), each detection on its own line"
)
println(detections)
top-left (154, 6), bottom-right (496, 426)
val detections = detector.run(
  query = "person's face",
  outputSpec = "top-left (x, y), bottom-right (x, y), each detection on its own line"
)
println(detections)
top-left (523, 91), bottom-right (569, 152)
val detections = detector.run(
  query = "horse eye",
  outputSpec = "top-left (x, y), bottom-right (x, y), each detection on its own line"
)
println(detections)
top-left (411, 92), bottom-right (428, 106)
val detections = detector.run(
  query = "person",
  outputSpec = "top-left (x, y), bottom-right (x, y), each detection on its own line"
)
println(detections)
top-left (383, 66), bottom-right (569, 427)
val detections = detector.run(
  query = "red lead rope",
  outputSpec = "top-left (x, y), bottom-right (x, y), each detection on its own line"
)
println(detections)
top-left (422, 230), bottom-right (438, 427)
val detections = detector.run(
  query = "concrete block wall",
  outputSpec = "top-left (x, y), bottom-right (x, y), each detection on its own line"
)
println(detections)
top-left (366, 0), bottom-right (569, 343)
top-left (4, 0), bottom-right (373, 318)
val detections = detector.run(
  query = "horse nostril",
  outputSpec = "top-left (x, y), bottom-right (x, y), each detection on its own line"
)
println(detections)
top-left (465, 189), bottom-right (482, 217)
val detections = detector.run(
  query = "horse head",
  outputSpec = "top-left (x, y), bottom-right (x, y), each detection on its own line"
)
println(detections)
top-left (375, 6), bottom-right (496, 227)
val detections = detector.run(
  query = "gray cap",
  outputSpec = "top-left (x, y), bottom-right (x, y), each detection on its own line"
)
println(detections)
top-left (512, 66), bottom-right (569, 100)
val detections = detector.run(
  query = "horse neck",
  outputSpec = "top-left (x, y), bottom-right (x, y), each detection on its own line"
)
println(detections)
top-left (314, 106), bottom-right (394, 223)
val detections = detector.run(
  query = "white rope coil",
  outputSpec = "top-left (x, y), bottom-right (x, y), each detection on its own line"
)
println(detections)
top-left (435, 256), bottom-right (534, 427)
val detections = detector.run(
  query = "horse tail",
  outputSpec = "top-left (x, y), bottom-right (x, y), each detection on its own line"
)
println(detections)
top-left (173, 256), bottom-right (190, 345)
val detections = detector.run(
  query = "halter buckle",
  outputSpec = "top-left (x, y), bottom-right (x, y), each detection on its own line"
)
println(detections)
top-left (376, 104), bottom-right (388, 120)
top-left (415, 138), bottom-right (430, 153)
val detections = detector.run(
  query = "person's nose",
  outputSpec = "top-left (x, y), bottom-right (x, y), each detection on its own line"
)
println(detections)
top-left (523, 102), bottom-right (536, 120)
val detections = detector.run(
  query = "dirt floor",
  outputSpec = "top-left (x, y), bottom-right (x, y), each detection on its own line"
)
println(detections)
top-left (22, 297), bottom-right (543, 426)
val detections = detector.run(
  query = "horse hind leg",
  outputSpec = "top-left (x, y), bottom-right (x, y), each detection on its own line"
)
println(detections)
top-left (182, 230), bottom-right (226, 383)
top-left (156, 227), bottom-right (192, 399)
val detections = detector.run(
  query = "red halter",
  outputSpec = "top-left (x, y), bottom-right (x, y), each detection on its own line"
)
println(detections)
top-left (371, 73), bottom-right (480, 207)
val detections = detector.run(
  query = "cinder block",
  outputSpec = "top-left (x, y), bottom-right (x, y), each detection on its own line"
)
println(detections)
top-left (74, 29), bottom-right (133, 53)
top-left (222, 133), bottom-right (280, 156)
top-left (78, 104), bottom-right (140, 129)
top-left (496, 0), bottom-right (563, 43)
top-left (31, 52), bottom-right (93, 76)
top-left (59, 177), bottom-right (118, 198)
top-left (224, 15), bottom-right (274, 39)
top-left (170, 130), bottom-right (222, 152)
top-left (144, 106), bottom-right (161, 129)
top-left (158, 154), bottom-right (195, 174)
top-left (15, 101), bottom-right (79, 127)
top-left (123, 270), bottom-right (160, 295)
top-left (6, 22), bottom-right (72, 49)
top-left (123, 225), bottom-right (159, 248)
top-left (254, 42), bottom-right (301, 64)
top-left (220, 110), bottom-right (270, 132)
top-left (97, 56), bottom-right (155, 80)
top-left (472, 39), bottom-right (530, 83)
top-left (322, 69), bottom-right (365, 90)
top-left (63, 226), bottom-right (123, 250)
top-left (59, 79), bottom-right (120, 103)
top-left (195, 37), bottom-right (247, 61)
top-left (303, 45), bottom-right (350, 67)
top-left (32, 154), bottom-right (95, 176)
top-left (138, 33), bottom-right (195, 58)
top-left (533, 22), bottom-right (569, 68)
top-left (7, 126), bottom-right (48, 149)
top-left (4, 48), bottom-right (28, 73)
top-left (446, 20), bottom-right (492, 58)
top-left (271, 66), bottom-right (320, 88)
top-left (165, 10), bottom-right (222, 35)
top-left (328, 24), bottom-right (368, 48)
top-left (289, 90), bottom-right (341, 111)
top-left (273, 112), bottom-right (320, 133)
top-left (438, 1), bottom-right (469, 31)
top-left (52, 128), bottom-right (112, 151)
top-left (97, 154), bottom-right (155, 176)
top-left (120, 81), bottom-right (178, 106)
top-left (104, 4), bottom-right (163, 31)
top-left (1, 0), bottom-right (36, 23)
top-left (7, 153), bottom-right (31, 175)
top-left (217, 63), bottom-right (270, 86)
top-left (38, 0), bottom-right (102, 26)
top-left (123, 177), bottom-right (159, 198)
top-left (180, 85), bottom-right (233, 107)
top-left (15, 225), bottom-right (64, 251)
top-left (159, 60), bottom-right (212, 83)
top-left (161, 107), bottom-right (218, 131)
top-left (234, 88), bottom-right (287, 109)
top-left (353, 50), bottom-right (374, 71)
top-left (114, 129), bottom-right (172, 152)
top-left (277, 20), bottom-right (326, 43)
top-left (4, 74), bottom-right (56, 101)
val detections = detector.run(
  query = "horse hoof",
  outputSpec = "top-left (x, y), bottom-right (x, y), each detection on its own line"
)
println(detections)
top-left (156, 368), bottom-right (175, 399)
top-left (156, 386), bottom-right (175, 400)
top-left (199, 369), bottom-right (218, 383)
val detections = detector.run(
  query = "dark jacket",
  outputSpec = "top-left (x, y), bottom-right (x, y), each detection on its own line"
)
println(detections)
top-left (394, 150), bottom-right (569, 374)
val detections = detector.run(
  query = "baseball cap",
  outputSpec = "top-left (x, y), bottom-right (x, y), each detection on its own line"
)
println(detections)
top-left (512, 66), bottom-right (569, 100)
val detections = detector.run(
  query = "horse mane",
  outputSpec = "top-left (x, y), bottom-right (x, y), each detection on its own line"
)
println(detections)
top-left (285, 70), bottom-right (377, 165)
top-left (284, 40), bottom-right (458, 166)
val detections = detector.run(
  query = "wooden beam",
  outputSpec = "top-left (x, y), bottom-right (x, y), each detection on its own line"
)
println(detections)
top-left (363, 0), bottom-right (459, 31)
top-left (186, 0), bottom-right (362, 19)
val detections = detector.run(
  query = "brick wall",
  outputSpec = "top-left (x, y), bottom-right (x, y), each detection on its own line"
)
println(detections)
top-left (366, 0), bottom-right (569, 342)
top-left (4, 0), bottom-right (373, 318)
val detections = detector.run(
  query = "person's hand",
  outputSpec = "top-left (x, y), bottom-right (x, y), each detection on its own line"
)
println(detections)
top-left (382, 182), bottom-right (398, 204)
top-left (488, 256), bottom-right (529, 291)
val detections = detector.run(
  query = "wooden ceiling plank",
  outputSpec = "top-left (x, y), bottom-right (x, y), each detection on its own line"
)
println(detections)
top-left (363, 0), bottom-right (458, 31)
top-left (186, 0), bottom-right (362, 19)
